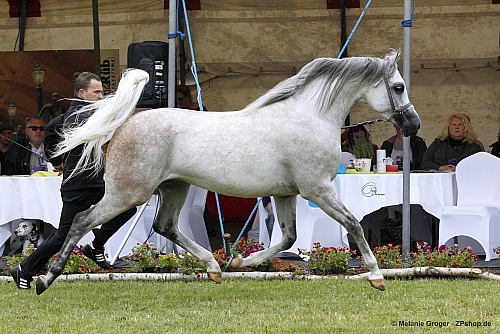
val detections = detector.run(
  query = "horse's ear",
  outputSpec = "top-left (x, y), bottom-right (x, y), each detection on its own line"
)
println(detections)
top-left (394, 49), bottom-right (402, 63)
top-left (386, 49), bottom-right (401, 65)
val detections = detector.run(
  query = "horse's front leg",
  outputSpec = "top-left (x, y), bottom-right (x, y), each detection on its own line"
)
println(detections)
top-left (155, 183), bottom-right (222, 283)
top-left (229, 195), bottom-right (297, 268)
top-left (307, 185), bottom-right (385, 291)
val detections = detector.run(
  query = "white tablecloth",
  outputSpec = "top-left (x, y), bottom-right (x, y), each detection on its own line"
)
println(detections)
top-left (249, 172), bottom-right (457, 252)
top-left (334, 172), bottom-right (457, 221)
top-left (0, 176), bottom-right (210, 257)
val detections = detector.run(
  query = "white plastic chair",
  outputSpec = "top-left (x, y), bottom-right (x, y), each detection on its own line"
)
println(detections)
top-left (308, 201), bottom-right (349, 250)
top-left (188, 187), bottom-right (211, 251)
top-left (438, 152), bottom-right (500, 261)
top-left (177, 186), bottom-right (211, 251)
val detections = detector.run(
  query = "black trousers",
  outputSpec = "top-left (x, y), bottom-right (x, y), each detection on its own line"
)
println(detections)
top-left (20, 187), bottom-right (137, 276)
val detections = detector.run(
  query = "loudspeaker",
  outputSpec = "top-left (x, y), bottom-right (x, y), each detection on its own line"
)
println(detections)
top-left (127, 41), bottom-right (168, 108)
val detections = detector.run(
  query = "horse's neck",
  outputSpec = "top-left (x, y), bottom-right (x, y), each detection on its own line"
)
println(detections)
top-left (298, 82), bottom-right (360, 128)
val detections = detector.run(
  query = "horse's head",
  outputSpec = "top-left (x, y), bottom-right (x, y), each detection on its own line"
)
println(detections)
top-left (364, 50), bottom-right (420, 136)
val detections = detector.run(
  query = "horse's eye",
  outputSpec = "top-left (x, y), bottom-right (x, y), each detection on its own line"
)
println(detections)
top-left (393, 82), bottom-right (405, 93)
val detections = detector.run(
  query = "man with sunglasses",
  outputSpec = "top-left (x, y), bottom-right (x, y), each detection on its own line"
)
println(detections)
top-left (2, 116), bottom-right (47, 175)
top-left (11, 72), bottom-right (137, 289)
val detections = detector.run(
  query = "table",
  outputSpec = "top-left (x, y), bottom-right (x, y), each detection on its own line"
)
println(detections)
top-left (2, 173), bottom-right (457, 256)
top-left (0, 176), bottom-right (210, 256)
top-left (334, 172), bottom-right (457, 222)
top-left (249, 172), bottom-right (457, 252)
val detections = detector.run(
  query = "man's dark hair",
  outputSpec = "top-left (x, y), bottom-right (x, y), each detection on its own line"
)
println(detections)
top-left (74, 72), bottom-right (101, 97)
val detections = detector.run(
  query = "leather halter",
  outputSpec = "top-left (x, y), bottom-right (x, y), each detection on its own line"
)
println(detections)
top-left (341, 75), bottom-right (415, 129)
top-left (383, 76), bottom-right (413, 118)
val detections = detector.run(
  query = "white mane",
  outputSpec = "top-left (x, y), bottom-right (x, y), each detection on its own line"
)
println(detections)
top-left (52, 69), bottom-right (149, 180)
top-left (247, 49), bottom-right (400, 113)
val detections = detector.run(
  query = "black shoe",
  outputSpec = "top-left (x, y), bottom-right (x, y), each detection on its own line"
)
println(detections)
top-left (11, 265), bottom-right (33, 289)
top-left (82, 242), bottom-right (111, 269)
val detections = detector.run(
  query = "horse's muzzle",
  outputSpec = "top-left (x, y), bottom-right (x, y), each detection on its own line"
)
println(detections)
top-left (394, 104), bottom-right (420, 137)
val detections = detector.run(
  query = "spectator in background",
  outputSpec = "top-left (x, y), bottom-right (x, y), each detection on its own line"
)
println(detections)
top-left (3, 116), bottom-right (47, 175)
top-left (422, 113), bottom-right (483, 171)
top-left (489, 130), bottom-right (500, 159)
top-left (342, 125), bottom-right (378, 168)
top-left (0, 125), bottom-right (14, 175)
top-left (381, 124), bottom-right (427, 171)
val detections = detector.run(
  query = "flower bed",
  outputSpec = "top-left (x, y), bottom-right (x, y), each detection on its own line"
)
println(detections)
top-left (0, 241), bottom-right (484, 277)
top-left (368, 242), bottom-right (479, 269)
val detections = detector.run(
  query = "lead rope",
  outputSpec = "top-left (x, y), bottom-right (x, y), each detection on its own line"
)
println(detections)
top-left (337, 0), bottom-right (373, 59)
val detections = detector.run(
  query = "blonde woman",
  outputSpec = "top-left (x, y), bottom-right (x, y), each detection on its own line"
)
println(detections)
top-left (422, 113), bottom-right (483, 171)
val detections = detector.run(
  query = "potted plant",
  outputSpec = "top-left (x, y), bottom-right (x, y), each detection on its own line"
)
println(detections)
top-left (127, 242), bottom-right (157, 273)
top-left (177, 250), bottom-right (207, 277)
top-left (298, 242), bottom-right (355, 274)
top-left (156, 253), bottom-right (180, 273)
top-left (231, 237), bottom-right (270, 271)
top-left (371, 244), bottom-right (404, 269)
top-left (410, 242), bottom-right (479, 268)
top-left (351, 139), bottom-right (373, 172)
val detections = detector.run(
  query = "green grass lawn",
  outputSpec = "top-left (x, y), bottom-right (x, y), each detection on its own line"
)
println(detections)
top-left (0, 277), bottom-right (498, 333)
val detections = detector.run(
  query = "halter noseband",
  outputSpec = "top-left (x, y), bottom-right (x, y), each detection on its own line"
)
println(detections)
top-left (340, 76), bottom-right (414, 129)
top-left (383, 76), bottom-right (413, 120)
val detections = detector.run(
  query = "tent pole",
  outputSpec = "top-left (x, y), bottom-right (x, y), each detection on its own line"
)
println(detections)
top-left (92, 0), bottom-right (101, 76)
top-left (402, 0), bottom-right (412, 263)
top-left (168, 0), bottom-right (177, 109)
top-left (158, 0), bottom-right (179, 254)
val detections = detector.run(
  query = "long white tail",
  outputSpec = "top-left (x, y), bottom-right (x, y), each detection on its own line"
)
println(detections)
top-left (53, 69), bottom-right (149, 180)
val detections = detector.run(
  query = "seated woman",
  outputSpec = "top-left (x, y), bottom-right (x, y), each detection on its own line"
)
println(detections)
top-left (422, 113), bottom-right (483, 172)
top-left (381, 124), bottom-right (427, 171)
top-left (341, 125), bottom-right (378, 168)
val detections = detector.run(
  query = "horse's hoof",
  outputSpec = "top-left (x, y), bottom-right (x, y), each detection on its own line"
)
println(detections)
top-left (36, 276), bottom-right (49, 295)
top-left (369, 278), bottom-right (386, 291)
top-left (207, 271), bottom-right (222, 284)
top-left (228, 254), bottom-right (243, 269)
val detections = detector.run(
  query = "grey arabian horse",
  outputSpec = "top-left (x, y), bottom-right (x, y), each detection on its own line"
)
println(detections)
top-left (36, 49), bottom-right (420, 294)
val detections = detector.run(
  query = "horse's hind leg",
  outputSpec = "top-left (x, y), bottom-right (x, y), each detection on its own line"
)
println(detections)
top-left (229, 195), bottom-right (298, 269)
top-left (306, 185), bottom-right (385, 291)
top-left (154, 181), bottom-right (222, 283)
top-left (36, 196), bottom-right (143, 295)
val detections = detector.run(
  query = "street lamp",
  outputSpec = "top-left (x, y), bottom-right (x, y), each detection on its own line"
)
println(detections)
top-left (7, 101), bottom-right (16, 127)
top-left (32, 61), bottom-right (46, 114)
